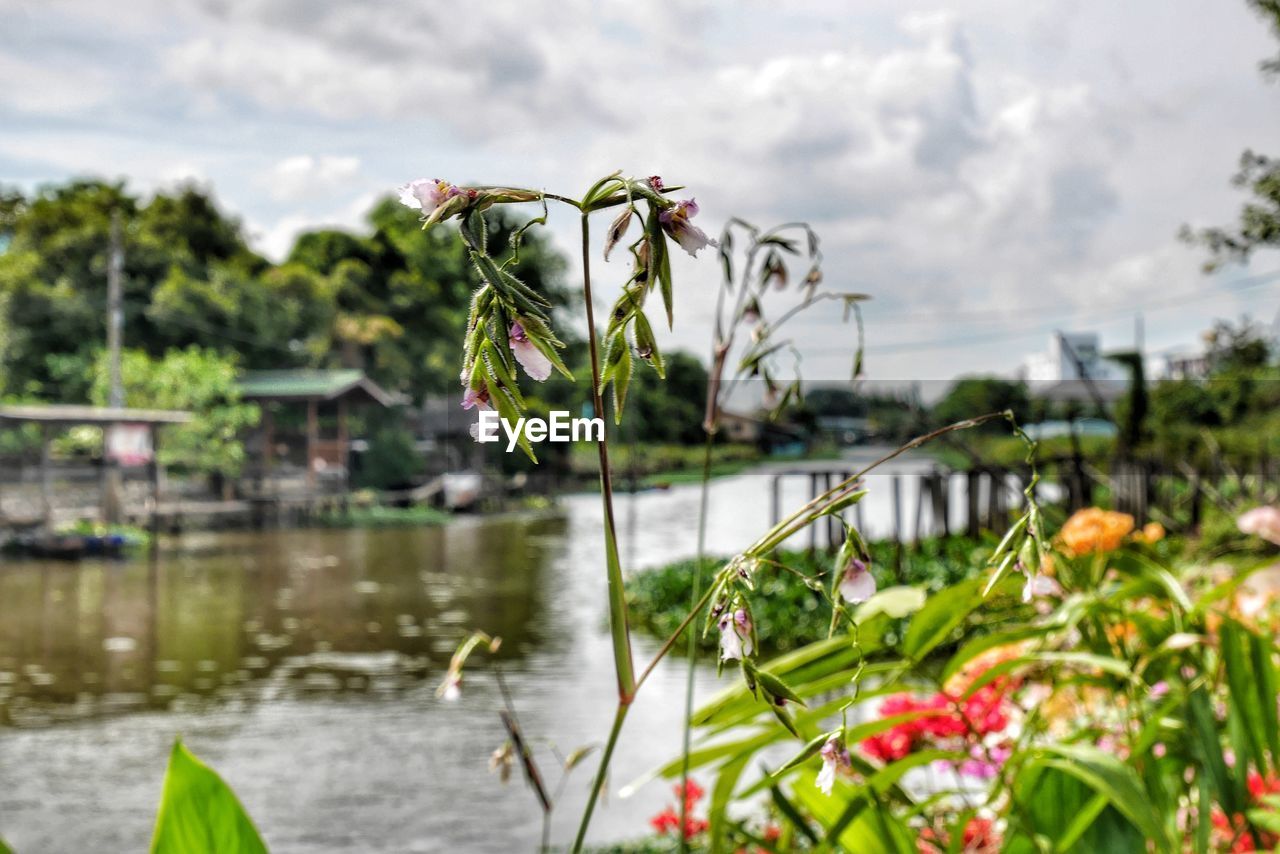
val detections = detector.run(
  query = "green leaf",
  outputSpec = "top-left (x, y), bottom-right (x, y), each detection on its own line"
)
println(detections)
top-left (1251, 628), bottom-right (1280, 774)
top-left (901, 578), bottom-right (983, 662)
top-left (853, 586), bottom-right (927, 624)
top-left (0, 837), bottom-right (12, 854)
top-left (773, 730), bottom-right (839, 776)
top-left (1009, 761), bottom-right (1146, 854)
top-left (961, 651), bottom-right (1131, 700)
top-left (611, 345), bottom-right (633, 425)
top-left (1221, 619), bottom-right (1271, 773)
top-left (1024, 744), bottom-right (1168, 850)
top-left (768, 783), bottom-right (818, 844)
top-left (150, 740), bottom-right (268, 854)
top-left (1187, 687), bottom-right (1239, 817)
top-left (708, 753), bottom-right (750, 854)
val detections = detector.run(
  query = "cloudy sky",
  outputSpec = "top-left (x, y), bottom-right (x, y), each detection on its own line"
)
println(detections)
top-left (4, 0), bottom-right (1280, 385)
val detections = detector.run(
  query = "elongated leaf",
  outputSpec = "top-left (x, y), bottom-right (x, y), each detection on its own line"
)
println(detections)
top-left (1008, 762), bottom-right (1145, 854)
top-left (854, 586), bottom-right (926, 624)
top-left (1221, 619), bottom-right (1270, 773)
top-left (768, 783), bottom-right (818, 844)
top-left (150, 741), bottom-right (268, 854)
top-left (961, 651), bottom-right (1130, 700)
top-left (902, 578), bottom-right (982, 662)
top-left (0, 837), bottom-right (12, 854)
top-left (1029, 744), bottom-right (1170, 849)
top-left (708, 753), bottom-right (750, 854)
top-left (1251, 629), bottom-right (1280, 774)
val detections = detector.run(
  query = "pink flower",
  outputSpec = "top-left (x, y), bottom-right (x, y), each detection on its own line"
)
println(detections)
top-left (838, 557), bottom-right (876, 604)
top-left (1150, 680), bottom-right (1169, 700)
top-left (398, 178), bottom-right (465, 216)
top-left (958, 743), bottom-right (1011, 779)
top-left (659, 198), bottom-right (716, 257)
top-left (1238, 506), bottom-right (1280, 546)
top-left (461, 386), bottom-right (492, 411)
top-left (1021, 572), bottom-right (1061, 603)
top-left (718, 608), bottom-right (754, 662)
top-left (462, 386), bottom-right (493, 441)
top-left (508, 321), bottom-right (552, 382)
top-left (816, 736), bottom-right (851, 795)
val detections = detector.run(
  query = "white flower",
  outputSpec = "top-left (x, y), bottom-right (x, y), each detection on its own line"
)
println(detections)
top-left (718, 608), bottom-right (754, 662)
top-left (659, 198), bottom-right (716, 257)
top-left (838, 557), bottom-right (876, 604)
top-left (817, 736), bottom-right (850, 795)
top-left (439, 670), bottom-right (462, 701)
top-left (509, 321), bottom-right (552, 382)
top-left (398, 178), bottom-right (464, 215)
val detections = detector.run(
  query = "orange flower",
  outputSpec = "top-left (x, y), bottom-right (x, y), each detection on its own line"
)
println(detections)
top-left (1134, 522), bottom-right (1166, 544)
top-left (1058, 508), bottom-right (1135, 557)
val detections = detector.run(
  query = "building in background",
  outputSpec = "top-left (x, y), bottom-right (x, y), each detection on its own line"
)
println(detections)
top-left (1022, 332), bottom-right (1126, 384)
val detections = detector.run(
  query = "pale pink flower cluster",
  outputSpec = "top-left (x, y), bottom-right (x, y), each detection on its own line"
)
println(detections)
top-left (1238, 505), bottom-right (1280, 546)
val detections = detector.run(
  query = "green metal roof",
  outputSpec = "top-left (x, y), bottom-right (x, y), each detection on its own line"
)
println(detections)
top-left (237, 370), bottom-right (395, 406)
top-left (0, 404), bottom-right (193, 425)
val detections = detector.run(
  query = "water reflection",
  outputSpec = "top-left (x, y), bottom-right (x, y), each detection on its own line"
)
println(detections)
top-left (0, 517), bottom-right (564, 727)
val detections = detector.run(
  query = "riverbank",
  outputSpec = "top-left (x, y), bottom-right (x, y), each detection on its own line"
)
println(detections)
top-left (625, 537), bottom-right (1000, 654)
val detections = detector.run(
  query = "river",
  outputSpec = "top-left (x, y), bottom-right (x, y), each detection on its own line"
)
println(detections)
top-left (0, 450), bottom-right (941, 852)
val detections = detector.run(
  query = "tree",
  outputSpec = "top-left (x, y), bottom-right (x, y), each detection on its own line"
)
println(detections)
top-left (88, 347), bottom-right (260, 480)
top-left (1185, 1), bottom-right (1280, 268)
top-left (932, 377), bottom-right (1030, 431)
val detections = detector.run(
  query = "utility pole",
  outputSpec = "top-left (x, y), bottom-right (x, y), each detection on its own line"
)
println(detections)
top-left (107, 209), bottom-right (124, 409)
top-left (103, 210), bottom-right (125, 524)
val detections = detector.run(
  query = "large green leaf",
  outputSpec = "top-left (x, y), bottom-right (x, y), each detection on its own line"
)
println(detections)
top-left (150, 740), bottom-right (268, 854)
top-left (0, 837), bottom-right (12, 854)
top-left (1221, 619), bottom-right (1272, 774)
top-left (1006, 761), bottom-right (1146, 854)
top-left (1023, 744), bottom-right (1170, 850)
top-left (901, 578), bottom-right (983, 662)
top-left (793, 777), bottom-right (914, 854)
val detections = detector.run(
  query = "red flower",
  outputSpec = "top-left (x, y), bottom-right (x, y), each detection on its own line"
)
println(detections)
top-left (1210, 772), bottom-right (1280, 852)
top-left (649, 778), bottom-right (709, 840)
top-left (650, 807), bottom-right (679, 835)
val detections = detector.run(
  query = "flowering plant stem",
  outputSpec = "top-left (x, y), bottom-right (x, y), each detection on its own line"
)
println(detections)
top-left (572, 210), bottom-right (636, 852)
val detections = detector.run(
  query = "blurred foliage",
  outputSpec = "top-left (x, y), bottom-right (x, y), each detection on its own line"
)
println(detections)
top-left (627, 538), bottom-right (1000, 654)
top-left (88, 347), bottom-right (260, 478)
top-left (639, 518), bottom-right (1280, 852)
top-left (354, 425), bottom-right (424, 490)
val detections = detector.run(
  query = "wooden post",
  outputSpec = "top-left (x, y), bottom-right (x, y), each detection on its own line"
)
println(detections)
top-left (891, 474), bottom-right (903, 571)
top-left (40, 424), bottom-right (53, 532)
top-left (770, 474), bottom-right (780, 528)
top-left (966, 470), bottom-right (981, 538)
top-left (262, 404), bottom-right (275, 486)
top-left (148, 425), bottom-right (161, 548)
top-left (808, 473), bottom-right (819, 556)
top-left (337, 396), bottom-right (350, 501)
top-left (306, 398), bottom-right (319, 493)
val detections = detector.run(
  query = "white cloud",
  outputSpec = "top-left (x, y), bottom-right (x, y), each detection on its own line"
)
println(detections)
top-left (3, 0), bottom-right (1279, 381)
top-left (264, 154), bottom-right (362, 201)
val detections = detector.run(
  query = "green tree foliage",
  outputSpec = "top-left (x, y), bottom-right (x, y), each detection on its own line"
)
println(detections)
top-left (0, 181), bottom-right (571, 404)
top-left (88, 347), bottom-right (260, 478)
top-left (1186, 1), bottom-right (1280, 268)
top-left (931, 377), bottom-right (1031, 432)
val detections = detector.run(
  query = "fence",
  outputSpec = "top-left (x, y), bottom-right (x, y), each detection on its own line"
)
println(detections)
top-left (769, 455), bottom-right (1279, 550)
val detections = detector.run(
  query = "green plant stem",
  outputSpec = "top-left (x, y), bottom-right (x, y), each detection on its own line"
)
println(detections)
top-left (579, 211), bottom-right (636, 699)
top-left (571, 210), bottom-right (636, 853)
top-left (572, 703), bottom-right (631, 853)
top-left (678, 431), bottom-right (716, 852)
